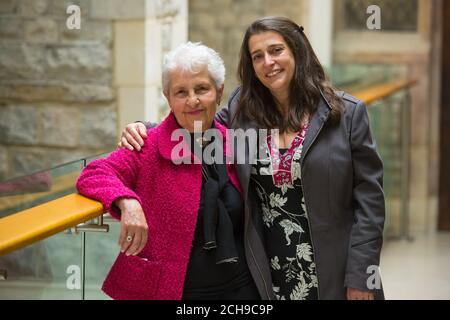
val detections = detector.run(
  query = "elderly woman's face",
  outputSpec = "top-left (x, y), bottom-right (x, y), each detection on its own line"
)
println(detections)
top-left (166, 68), bottom-right (223, 133)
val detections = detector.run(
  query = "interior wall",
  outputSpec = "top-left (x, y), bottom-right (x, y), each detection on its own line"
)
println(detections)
top-left (333, 0), bottom-right (440, 235)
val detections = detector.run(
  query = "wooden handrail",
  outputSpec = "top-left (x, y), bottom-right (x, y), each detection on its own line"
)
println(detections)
top-left (350, 78), bottom-right (418, 105)
top-left (0, 194), bottom-right (104, 256)
top-left (0, 78), bottom-right (418, 256)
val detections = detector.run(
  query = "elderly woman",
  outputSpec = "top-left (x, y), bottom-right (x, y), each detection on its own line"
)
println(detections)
top-left (76, 42), bottom-right (260, 300)
top-left (119, 17), bottom-right (385, 300)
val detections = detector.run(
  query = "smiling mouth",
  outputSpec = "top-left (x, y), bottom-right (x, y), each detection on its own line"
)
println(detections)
top-left (265, 69), bottom-right (283, 78)
top-left (187, 109), bottom-right (204, 115)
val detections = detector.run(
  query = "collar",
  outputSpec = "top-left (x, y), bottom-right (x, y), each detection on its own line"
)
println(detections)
top-left (316, 89), bottom-right (333, 121)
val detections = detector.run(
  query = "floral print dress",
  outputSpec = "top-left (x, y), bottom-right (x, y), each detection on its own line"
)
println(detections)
top-left (250, 126), bottom-right (319, 300)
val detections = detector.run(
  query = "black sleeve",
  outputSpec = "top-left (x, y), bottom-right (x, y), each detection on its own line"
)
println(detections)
top-left (138, 121), bottom-right (158, 129)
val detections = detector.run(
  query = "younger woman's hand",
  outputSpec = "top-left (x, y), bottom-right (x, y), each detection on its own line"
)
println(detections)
top-left (347, 287), bottom-right (374, 300)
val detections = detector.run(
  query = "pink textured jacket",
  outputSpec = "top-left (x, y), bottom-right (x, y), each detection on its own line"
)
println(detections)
top-left (76, 113), bottom-right (242, 300)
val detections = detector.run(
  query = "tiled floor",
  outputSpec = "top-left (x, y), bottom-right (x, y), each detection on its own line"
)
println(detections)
top-left (380, 231), bottom-right (450, 300)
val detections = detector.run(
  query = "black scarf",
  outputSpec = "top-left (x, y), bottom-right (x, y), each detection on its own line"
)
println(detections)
top-left (191, 131), bottom-right (239, 265)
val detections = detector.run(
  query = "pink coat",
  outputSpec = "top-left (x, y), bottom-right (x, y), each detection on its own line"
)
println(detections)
top-left (76, 113), bottom-right (242, 300)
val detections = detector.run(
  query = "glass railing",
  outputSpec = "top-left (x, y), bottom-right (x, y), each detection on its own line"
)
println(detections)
top-left (0, 151), bottom-right (113, 218)
top-left (0, 160), bottom-right (84, 219)
top-left (330, 63), bottom-right (408, 91)
top-left (0, 218), bottom-right (123, 299)
top-left (0, 152), bottom-right (115, 300)
top-left (367, 90), bottom-right (409, 240)
top-left (0, 228), bottom-right (84, 299)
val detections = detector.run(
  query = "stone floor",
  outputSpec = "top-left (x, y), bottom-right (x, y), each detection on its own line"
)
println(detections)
top-left (380, 231), bottom-right (450, 300)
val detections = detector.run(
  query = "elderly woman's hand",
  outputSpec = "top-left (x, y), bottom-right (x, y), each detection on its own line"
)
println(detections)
top-left (347, 287), bottom-right (374, 300)
top-left (115, 198), bottom-right (148, 256)
top-left (118, 122), bottom-right (147, 151)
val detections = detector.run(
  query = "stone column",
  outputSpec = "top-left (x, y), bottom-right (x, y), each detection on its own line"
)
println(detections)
top-left (306, 0), bottom-right (334, 67)
top-left (145, 0), bottom-right (188, 122)
top-left (92, 0), bottom-right (188, 131)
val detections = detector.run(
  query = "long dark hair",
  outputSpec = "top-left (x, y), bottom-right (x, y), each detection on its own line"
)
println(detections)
top-left (235, 16), bottom-right (343, 132)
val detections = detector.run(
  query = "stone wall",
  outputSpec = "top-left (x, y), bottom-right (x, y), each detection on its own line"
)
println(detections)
top-left (188, 0), bottom-right (307, 100)
top-left (0, 0), bottom-right (304, 181)
top-left (0, 0), bottom-right (116, 181)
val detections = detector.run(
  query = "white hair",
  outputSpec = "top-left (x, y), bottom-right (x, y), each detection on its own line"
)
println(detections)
top-left (162, 42), bottom-right (225, 94)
